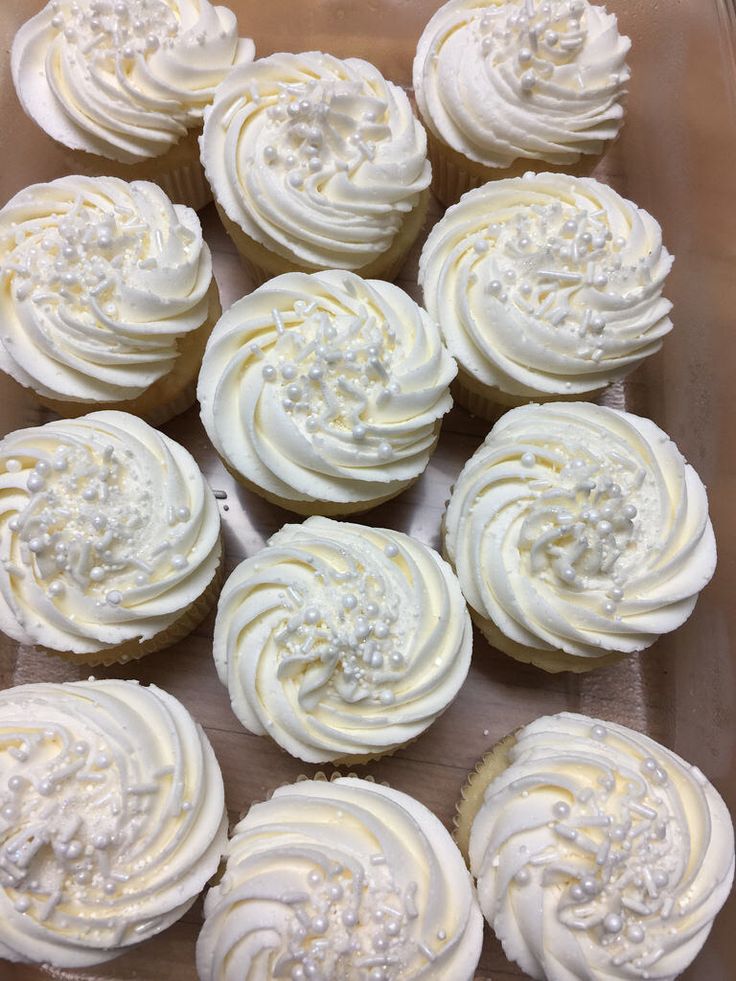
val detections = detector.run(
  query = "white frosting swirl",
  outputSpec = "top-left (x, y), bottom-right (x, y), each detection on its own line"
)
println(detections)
top-left (0, 176), bottom-right (214, 405)
top-left (213, 517), bottom-right (472, 763)
top-left (12, 0), bottom-right (254, 163)
top-left (419, 174), bottom-right (673, 400)
top-left (468, 713), bottom-right (735, 980)
top-left (198, 271), bottom-right (455, 511)
top-left (443, 403), bottom-right (716, 664)
top-left (0, 678), bottom-right (227, 968)
top-left (200, 52), bottom-right (431, 270)
top-left (413, 0), bottom-right (631, 169)
top-left (0, 411), bottom-right (221, 655)
top-left (197, 777), bottom-right (483, 980)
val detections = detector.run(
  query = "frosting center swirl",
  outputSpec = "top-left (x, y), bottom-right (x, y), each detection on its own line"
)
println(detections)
top-left (257, 292), bottom-right (404, 459)
top-left (259, 78), bottom-right (392, 185)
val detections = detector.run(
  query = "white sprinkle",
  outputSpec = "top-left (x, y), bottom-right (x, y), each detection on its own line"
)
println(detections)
top-left (537, 269), bottom-right (583, 283)
top-left (629, 801), bottom-right (657, 819)
top-left (417, 943), bottom-right (436, 962)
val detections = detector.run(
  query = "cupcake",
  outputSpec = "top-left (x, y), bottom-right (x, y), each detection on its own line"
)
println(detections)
top-left (213, 517), bottom-right (472, 764)
top-left (0, 176), bottom-right (220, 425)
top-left (0, 678), bottom-right (227, 968)
top-left (11, 0), bottom-right (255, 211)
top-left (0, 411), bottom-right (222, 665)
top-left (198, 270), bottom-right (456, 516)
top-left (419, 174), bottom-right (673, 419)
top-left (196, 776), bottom-right (483, 980)
top-left (413, 0), bottom-right (631, 204)
top-left (443, 403), bottom-right (717, 673)
top-left (455, 712), bottom-right (735, 980)
top-left (200, 51), bottom-right (431, 283)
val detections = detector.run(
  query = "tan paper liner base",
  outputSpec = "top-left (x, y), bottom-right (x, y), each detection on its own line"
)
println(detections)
top-left (29, 282), bottom-right (222, 427)
top-left (450, 370), bottom-right (517, 425)
top-left (469, 607), bottom-right (624, 675)
top-left (266, 734), bottom-right (421, 771)
top-left (222, 459), bottom-right (419, 518)
top-left (451, 364), bottom-right (601, 423)
top-left (439, 504), bottom-right (625, 675)
top-left (61, 128), bottom-right (213, 212)
top-left (326, 743), bottom-right (412, 767)
top-left (453, 730), bottom-right (521, 862)
top-left (217, 427), bottom-right (441, 518)
top-left (425, 127), bottom-right (603, 208)
top-left (214, 188), bottom-right (430, 286)
top-left (41, 551), bottom-right (225, 669)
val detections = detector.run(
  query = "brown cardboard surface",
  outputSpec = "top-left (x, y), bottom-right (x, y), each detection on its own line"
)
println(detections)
top-left (1, 2), bottom-right (735, 978)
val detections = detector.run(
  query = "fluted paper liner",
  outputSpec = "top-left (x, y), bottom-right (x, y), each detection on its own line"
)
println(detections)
top-left (453, 729), bottom-right (521, 863)
top-left (215, 189), bottom-right (430, 285)
top-left (63, 127), bottom-right (212, 211)
top-left (425, 126), bottom-right (602, 208)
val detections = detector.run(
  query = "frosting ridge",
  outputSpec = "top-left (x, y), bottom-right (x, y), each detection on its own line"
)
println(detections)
top-left (468, 713), bottom-right (735, 980)
top-left (213, 516), bottom-right (472, 762)
top-left (0, 678), bottom-right (227, 968)
top-left (197, 777), bottom-right (483, 980)
top-left (201, 51), bottom-right (431, 270)
top-left (0, 411), bottom-right (222, 655)
top-left (413, 0), bottom-right (631, 169)
top-left (12, 0), bottom-right (254, 163)
top-left (0, 176), bottom-right (214, 405)
top-left (443, 403), bottom-right (716, 663)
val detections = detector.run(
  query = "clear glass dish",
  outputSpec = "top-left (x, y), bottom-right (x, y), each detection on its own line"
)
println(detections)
top-left (0, 1), bottom-right (734, 977)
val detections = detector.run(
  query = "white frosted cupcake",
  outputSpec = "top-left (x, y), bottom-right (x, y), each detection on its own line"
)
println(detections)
top-left (0, 411), bottom-right (222, 665)
top-left (419, 174), bottom-right (674, 418)
top-left (201, 51), bottom-right (431, 283)
top-left (413, 0), bottom-right (631, 204)
top-left (443, 403), bottom-right (717, 672)
top-left (0, 176), bottom-right (220, 425)
top-left (0, 678), bottom-right (227, 968)
top-left (213, 517), bottom-right (472, 764)
top-left (196, 776), bottom-right (483, 980)
top-left (198, 271), bottom-right (456, 516)
top-left (11, 0), bottom-right (255, 210)
top-left (455, 713), bottom-right (735, 981)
